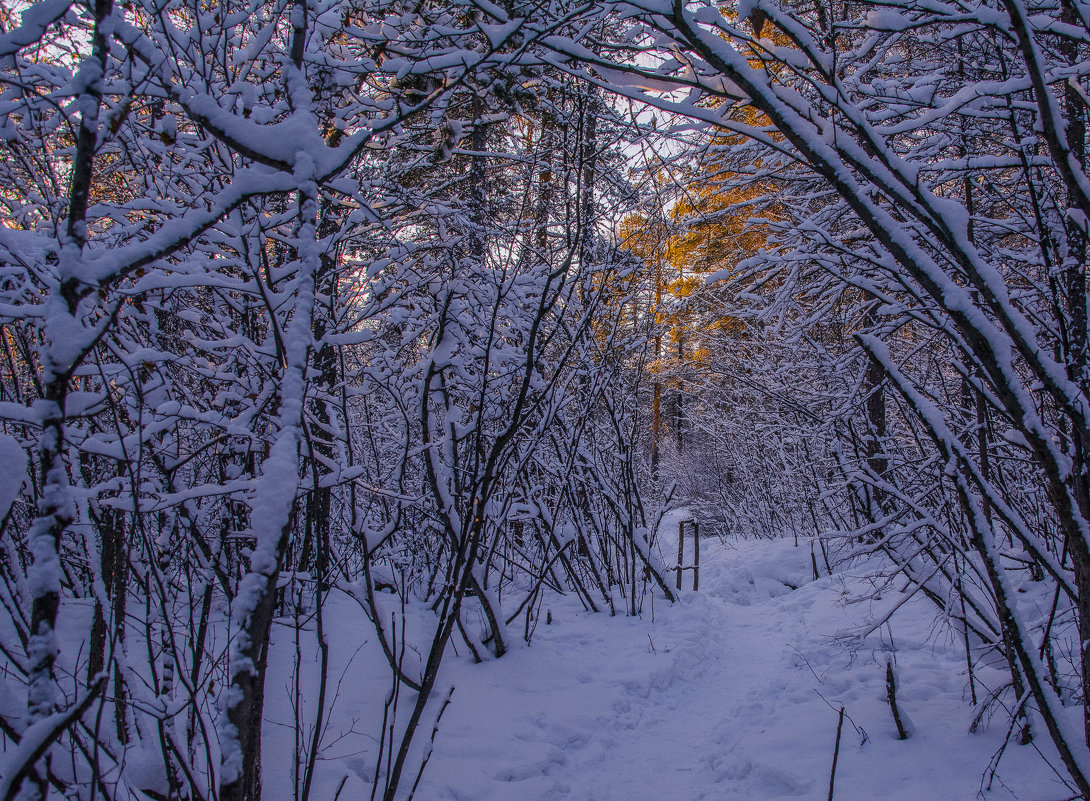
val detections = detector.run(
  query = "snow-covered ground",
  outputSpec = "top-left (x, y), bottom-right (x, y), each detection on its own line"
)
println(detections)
top-left (268, 511), bottom-right (1077, 801)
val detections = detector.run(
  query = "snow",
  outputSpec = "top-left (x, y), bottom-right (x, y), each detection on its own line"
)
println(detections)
top-left (0, 434), bottom-right (26, 522)
top-left (264, 512), bottom-right (1070, 801)
top-left (0, 0), bottom-right (72, 60)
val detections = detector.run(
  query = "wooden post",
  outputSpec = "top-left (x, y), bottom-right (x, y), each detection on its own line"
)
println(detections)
top-left (676, 519), bottom-right (699, 591)
top-left (676, 520), bottom-right (685, 591)
top-left (692, 520), bottom-right (699, 592)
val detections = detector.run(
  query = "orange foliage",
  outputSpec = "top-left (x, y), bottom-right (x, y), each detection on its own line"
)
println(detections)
top-left (621, 126), bottom-right (780, 374)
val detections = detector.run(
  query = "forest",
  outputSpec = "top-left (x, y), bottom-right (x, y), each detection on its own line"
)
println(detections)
top-left (1, 0), bottom-right (1089, 797)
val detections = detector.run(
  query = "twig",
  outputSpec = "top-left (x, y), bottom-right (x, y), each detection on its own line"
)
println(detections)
top-left (857, 561), bottom-right (944, 640)
top-left (828, 706), bottom-right (845, 801)
top-left (0, 676), bottom-right (106, 801)
top-left (406, 686), bottom-right (455, 801)
top-left (886, 661), bottom-right (909, 740)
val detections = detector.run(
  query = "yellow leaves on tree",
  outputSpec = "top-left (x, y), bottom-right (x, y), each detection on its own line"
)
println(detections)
top-left (621, 124), bottom-right (780, 366)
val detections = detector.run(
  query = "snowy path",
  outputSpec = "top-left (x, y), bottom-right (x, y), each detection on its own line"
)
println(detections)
top-left (347, 519), bottom-right (1075, 800)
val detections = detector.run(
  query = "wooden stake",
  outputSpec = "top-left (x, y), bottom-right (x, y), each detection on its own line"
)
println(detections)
top-left (676, 519), bottom-right (684, 591)
top-left (692, 520), bottom-right (699, 591)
